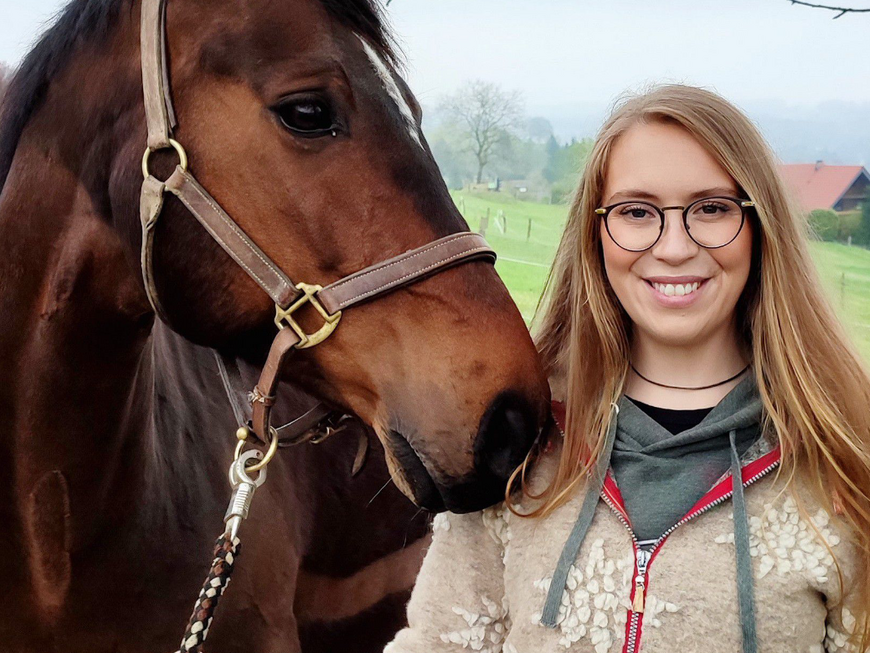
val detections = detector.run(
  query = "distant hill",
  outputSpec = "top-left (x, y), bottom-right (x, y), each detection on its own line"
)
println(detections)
top-left (529, 100), bottom-right (870, 167)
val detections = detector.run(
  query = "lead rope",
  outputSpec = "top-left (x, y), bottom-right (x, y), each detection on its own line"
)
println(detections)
top-left (171, 445), bottom-right (267, 653)
top-left (173, 534), bottom-right (240, 653)
top-left (540, 403), bottom-right (619, 627)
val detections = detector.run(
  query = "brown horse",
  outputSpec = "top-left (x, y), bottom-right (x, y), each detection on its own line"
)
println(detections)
top-left (0, 0), bottom-right (550, 651)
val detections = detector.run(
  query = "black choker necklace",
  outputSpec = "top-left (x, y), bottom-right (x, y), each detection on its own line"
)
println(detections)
top-left (629, 362), bottom-right (750, 390)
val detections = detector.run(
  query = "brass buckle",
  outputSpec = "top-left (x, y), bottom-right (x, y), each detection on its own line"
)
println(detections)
top-left (274, 282), bottom-right (342, 348)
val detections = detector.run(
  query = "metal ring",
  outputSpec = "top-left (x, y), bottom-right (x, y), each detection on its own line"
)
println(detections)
top-left (141, 138), bottom-right (189, 179)
top-left (230, 450), bottom-right (268, 488)
top-left (243, 426), bottom-right (279, 473)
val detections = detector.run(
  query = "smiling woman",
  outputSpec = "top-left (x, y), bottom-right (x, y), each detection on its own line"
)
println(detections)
top-left (385, 84), bottom-right (870, 653)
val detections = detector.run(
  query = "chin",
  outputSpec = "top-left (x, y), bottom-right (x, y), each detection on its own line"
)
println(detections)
top-left (636, 319), bottom-right (707, 347)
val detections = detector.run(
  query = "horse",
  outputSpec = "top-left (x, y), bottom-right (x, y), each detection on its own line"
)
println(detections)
top-left (0, 0), bottom-right (551, 650)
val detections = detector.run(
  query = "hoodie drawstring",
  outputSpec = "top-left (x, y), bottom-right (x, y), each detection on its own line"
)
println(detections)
top-left (730, 428), bottom-right (758, 653)
top-left (541, 418), bottom-right (760, 652)
top-left (540, 403), bottom-right (619, 628)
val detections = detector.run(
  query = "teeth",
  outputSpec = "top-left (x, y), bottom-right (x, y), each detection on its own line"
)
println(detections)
top-left (651, 281), bottom-right (700, 297)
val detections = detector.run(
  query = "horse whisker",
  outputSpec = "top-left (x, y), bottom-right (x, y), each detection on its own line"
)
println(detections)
top-left (367, 477), bottom-right (394, 507)
top-left (402, 507), bottom-right (425, 549)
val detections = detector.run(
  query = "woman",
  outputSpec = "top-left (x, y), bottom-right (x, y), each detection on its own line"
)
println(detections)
top-left (384, 84), bottom-right (870, 653)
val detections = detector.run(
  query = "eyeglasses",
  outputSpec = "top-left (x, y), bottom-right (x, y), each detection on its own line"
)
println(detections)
top-left (595, 196), bottom-right (756, 252)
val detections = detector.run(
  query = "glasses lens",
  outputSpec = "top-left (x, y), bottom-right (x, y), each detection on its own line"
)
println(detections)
top-left (605, 202), bottom-right (661, 250)
top-left (686, 198), bottom-right (744, 247)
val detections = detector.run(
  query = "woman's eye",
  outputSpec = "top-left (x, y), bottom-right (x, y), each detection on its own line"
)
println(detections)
top-left (620, 206), bottom-right (653, 219)
top-left (275, 98), bottom-right (338, 136)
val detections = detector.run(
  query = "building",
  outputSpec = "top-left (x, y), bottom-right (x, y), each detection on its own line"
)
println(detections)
top-left (501, 178), bottom-right (550, 202)
top-left (779, 162), bottom-right (870, 212)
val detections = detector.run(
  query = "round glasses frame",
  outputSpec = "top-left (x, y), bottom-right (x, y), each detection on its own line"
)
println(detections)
top-left (595, 196), bottom-right (756, 252)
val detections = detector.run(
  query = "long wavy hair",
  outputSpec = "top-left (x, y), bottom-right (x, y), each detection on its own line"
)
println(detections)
top-left (508, 83), bottom-right (870, 644)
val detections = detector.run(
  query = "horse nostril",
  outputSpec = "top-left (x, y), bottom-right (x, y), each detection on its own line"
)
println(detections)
top-left (475, 392), bottom-right (539, 481)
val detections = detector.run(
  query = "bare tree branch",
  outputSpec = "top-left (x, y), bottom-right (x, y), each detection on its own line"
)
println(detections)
top-left (788, 0), bottom-right (870, 18)
top-left (440, 80), bottom-right (524, 184)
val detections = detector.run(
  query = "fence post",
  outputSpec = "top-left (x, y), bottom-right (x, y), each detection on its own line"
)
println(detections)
top-left (526, 218), bottom-right (532, 242)
top-left (841, 272), bottom-right (845, 309)
top-left (494, 209), bottom-right (505, 234)
top-left (479, 213), bottom-right (489, 237)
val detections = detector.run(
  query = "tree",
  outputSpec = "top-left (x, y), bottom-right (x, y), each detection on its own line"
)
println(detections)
top-left (525, 117), bottom-right (554, 143)
top-left (787, 1), bottom-right (870, 18)
top-left (440, 80), bottom-right (524, 184)
top-left (546, 138), bottom-right (595, 202)
top-left (856, 202), bottom-right (870, 247)
top-left (808, 209), bottom-right (839, 241)
top-left (542, 135), bottom-right (561, 183)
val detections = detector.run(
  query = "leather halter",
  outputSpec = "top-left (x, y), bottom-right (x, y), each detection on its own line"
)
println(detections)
top-left (138, 0), bottom-right (497, 453)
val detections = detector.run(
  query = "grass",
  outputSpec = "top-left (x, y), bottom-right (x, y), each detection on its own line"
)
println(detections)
top-left (451, 190), bottom-right (566, 323)
top-left (452, 189), bottom-right (870, 361)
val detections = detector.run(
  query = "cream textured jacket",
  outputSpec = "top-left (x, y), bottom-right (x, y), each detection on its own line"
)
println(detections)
top-left (384, 401), bottom-right (866, 653)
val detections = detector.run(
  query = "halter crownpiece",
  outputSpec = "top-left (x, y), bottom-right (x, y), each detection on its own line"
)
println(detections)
top-left (139, 0), bottom-right (498, 648)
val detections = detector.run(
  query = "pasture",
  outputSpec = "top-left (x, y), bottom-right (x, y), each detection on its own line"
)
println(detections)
top-left (452, 190), bottom-right (870, 361)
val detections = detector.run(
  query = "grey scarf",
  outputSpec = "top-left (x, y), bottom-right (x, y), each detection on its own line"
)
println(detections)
top-left (612, 373), bottom-right (762, 541)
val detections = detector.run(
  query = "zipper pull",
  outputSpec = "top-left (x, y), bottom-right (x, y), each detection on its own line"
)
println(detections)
top-left (632, 578), bottom-right (645, 613)
top-left (632, 547), bottom-right (651, 614)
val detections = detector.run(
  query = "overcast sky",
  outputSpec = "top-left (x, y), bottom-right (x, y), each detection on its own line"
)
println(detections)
top-left (3, 0), bottom-right (869, 147)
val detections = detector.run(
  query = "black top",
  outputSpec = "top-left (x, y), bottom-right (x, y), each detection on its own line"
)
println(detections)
top-left (626, 397), bottom-right (714, 435)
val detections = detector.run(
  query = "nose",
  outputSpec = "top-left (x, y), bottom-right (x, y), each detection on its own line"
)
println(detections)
top-left (474, 391), bottom-right (540, 481)
top-left (651, 209), bottom-right (699, 262)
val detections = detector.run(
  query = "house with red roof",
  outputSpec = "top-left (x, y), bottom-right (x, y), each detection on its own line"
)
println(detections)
top-left (779, 162), bottom-right (870, 212)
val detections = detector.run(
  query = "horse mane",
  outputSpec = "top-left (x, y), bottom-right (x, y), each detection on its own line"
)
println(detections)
top-left (0, 0), bottom-right (397, 192)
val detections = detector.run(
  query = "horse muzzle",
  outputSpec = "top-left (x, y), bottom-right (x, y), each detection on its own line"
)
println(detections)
top-left (383, 390), bottom-right (543, 514)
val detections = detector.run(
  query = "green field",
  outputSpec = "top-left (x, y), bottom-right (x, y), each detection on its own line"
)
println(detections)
top-left (451, 190), bottom-right (870, 360)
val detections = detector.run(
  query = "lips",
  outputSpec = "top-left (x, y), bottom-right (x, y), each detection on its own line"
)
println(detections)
top-left (385, 429), bottom-right (445, 512)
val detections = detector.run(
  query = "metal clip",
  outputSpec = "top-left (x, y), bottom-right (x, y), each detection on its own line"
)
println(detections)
top-left (223, 450), bottom-right (268, 540)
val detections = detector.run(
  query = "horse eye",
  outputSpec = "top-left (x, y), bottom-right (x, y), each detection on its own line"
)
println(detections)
top-left (274, 97), bottom-right (338, 136)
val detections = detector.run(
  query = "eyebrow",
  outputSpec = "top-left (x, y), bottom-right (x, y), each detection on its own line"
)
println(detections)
top-left (604, 186), bottom-right (740, 205)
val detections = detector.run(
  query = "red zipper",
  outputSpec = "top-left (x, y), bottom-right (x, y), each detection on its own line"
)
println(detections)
top-left (598, 449), bottom-right (782, 653)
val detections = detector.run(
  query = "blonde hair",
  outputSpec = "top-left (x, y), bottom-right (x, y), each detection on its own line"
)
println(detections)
top-left (509, 83), bottom-right (870, 644)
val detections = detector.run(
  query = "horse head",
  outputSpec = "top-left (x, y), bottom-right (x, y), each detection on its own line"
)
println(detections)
top-left (4, 0), bottom-right (551, 514)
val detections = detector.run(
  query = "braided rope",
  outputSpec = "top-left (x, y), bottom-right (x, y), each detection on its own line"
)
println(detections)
top-left (175, 534), bottom-right (241, 653)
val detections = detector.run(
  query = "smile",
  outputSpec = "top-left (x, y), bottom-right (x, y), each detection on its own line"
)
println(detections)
top-left (651, 281), bottom-right (700, 296)
top-left (643, 277), bottom-right (709, 306)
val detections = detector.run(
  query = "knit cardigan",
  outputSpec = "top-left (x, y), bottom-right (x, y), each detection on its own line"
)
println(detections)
top-left (383, 401), bottom-right (866, 653)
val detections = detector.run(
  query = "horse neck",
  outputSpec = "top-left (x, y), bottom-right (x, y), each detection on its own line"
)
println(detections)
top-left (0, 28), bottom-right (238, 603)
top-left (0, 159), bottom-right (233, 527)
